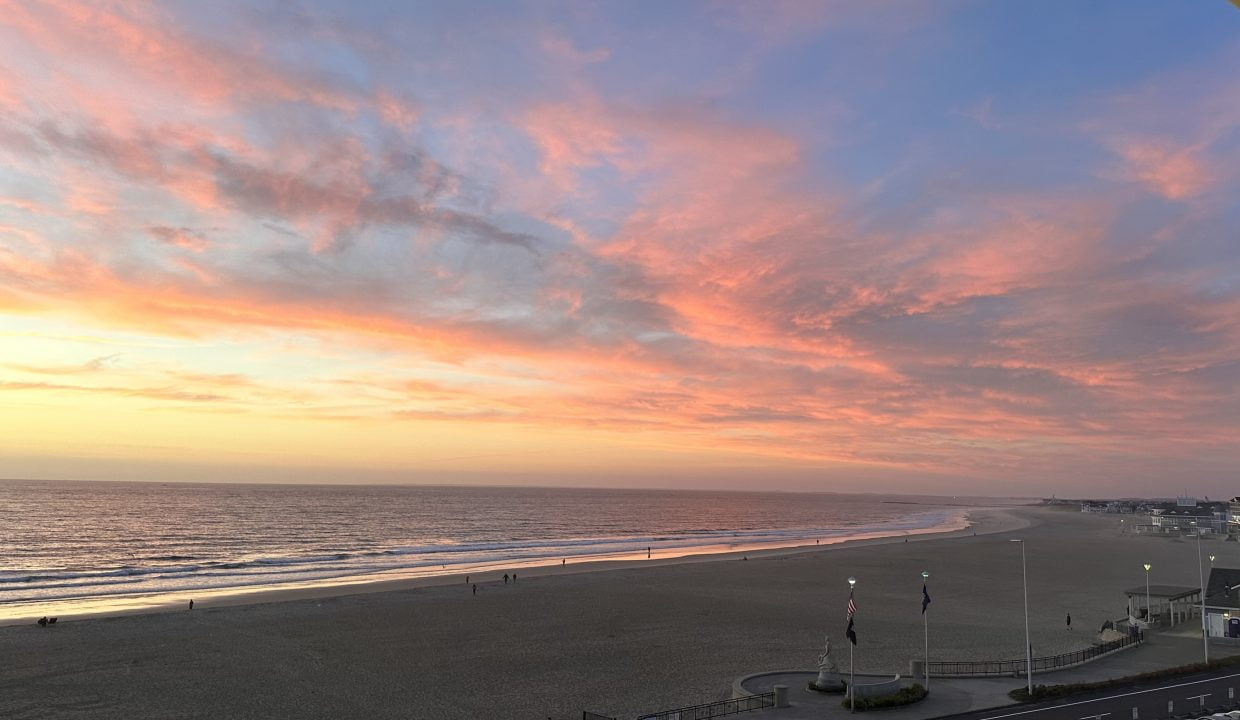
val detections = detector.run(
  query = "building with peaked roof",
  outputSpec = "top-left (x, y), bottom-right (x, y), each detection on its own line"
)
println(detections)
top-left (1203, 567), bottom-right (1240, 637)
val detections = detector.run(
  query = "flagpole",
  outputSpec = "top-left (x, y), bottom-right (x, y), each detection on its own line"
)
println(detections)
top-left (848, 576), bottom-right (856, 713)
top-left (922, 570), bottom-right (930, 690)
top-left (1012, 539), bottom-right (1032, 696)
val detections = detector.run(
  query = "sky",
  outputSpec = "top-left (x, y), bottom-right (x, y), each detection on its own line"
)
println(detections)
top-left (0, 1), bottom-right (1238, 496)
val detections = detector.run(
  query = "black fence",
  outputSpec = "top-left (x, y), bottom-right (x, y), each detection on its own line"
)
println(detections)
top-left (926, 631), bottom-right (1143, 677)
top-left (634, 692), bottom-right (775, 720)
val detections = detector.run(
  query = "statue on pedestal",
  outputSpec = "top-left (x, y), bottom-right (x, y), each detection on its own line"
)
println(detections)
top-left (809, 633), bottom-right (846, 692)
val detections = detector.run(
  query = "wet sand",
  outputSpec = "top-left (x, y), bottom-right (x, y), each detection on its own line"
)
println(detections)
top-left (1, 506), bottom-right (1215, 719)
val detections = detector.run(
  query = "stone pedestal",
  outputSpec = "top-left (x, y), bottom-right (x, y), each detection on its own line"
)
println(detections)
top-left (809, 670), bottom-right (846, 692)
top-left (774, 685), bottom-right (789, 708)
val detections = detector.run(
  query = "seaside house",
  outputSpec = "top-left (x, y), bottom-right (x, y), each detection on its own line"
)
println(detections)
top-left (1203, 567), bottom-right (1240, 639)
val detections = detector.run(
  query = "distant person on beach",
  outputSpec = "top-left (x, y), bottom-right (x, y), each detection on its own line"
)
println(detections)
top-left (1066, 613), bottom-right (1072, 630)
top-left (503, 573), bottom-right (509, 584)
top-left (472, 584), bottom-right (477, 596)
top-left (562, 559), bottom-right (565, 565)
top-left (465, 575), bottom-right (469, 584)
top-left (647, 546), bottom-right (651, 558)
top-left (512, 573), bottom-right (517, 582)
top-left (189, 599), bottom-right (194, 610)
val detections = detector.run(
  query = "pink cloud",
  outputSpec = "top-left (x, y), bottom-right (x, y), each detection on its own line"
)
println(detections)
top-left (0, 0), bottom-right (359, 111)
top-left (1110, 138), bottom-right (1212, 200)
top-left (539, 32), bottom-right (610, 65)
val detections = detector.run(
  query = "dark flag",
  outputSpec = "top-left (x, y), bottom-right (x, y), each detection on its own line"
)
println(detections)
top-left (846, 616), bottom-right (857, 645)
top-left (922, 583), bottom-right (931, 614)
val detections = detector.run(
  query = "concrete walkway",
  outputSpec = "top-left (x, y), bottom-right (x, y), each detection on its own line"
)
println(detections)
top-left (736, 631), bottom-right (1240, 720)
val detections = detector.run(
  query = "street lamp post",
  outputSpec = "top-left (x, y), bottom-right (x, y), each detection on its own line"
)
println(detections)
top-left (848, 576), bottom-right (856, 713)
top-left (1210, 554), bottom-right (1217, 644)
top-left (922, 570), bottom-right (930, 690)
top-left (1193, 522), bottom-right (1208, 663)
top-left (1144, 563), bottom-right (1152, 626)
top-left (1011, 539), bottom-right (1032, 695)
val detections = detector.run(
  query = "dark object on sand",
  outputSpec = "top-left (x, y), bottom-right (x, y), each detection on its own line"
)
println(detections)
top-left (37, 617), bottom-right (48, 627)
top-left (189, 600), bottom-right (194, 610)
top-left (48, 617), bottom-right (57, 624)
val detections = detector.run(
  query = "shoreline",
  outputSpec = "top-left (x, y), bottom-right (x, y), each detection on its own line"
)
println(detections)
top-left (12, 506), bottom-right (1166, 719)
top-left (0, 504), bottom-right (1030, 628)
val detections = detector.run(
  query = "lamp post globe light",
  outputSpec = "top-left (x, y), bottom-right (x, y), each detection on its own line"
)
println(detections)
top-left (1011, 539), bottom-right (1032, 695)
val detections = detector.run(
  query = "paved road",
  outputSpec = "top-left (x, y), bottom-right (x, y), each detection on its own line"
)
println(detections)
top-left (943, 671), bottom-right (1240, 720)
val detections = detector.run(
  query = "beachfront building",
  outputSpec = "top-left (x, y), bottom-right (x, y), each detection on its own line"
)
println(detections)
top-left (1078, 500), bottom-right (1139, 514)
top-left (1138, 505), bottom-right (1228, 534)
top-left (1204, 567), bottom-right (1240, 638)
top-left (1124, 585), bottom-right (1202, 628)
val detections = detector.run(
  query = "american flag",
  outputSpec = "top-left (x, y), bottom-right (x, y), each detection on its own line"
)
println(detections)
top-left (846, 592), bottom-right (856, 619)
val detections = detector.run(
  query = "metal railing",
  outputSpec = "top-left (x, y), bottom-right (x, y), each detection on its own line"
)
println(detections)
top-left (635, 692), bottom-right (776, 720)
top-left (926, 631), bottom-right (1143, 677)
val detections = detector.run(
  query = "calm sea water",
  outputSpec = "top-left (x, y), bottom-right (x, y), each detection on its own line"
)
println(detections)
top-left (0, 480), bottom-right (970, 616)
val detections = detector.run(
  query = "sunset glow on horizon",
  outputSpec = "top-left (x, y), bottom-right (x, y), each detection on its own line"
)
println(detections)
top-left (2, 1), bottom-right (1238, 495)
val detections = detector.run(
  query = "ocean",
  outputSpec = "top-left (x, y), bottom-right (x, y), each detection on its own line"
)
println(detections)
top-left (0, 480), bottom-right (972, 620)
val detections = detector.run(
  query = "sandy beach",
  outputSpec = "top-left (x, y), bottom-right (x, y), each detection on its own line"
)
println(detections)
top-left (1, 506), bottom-right (1223, 719)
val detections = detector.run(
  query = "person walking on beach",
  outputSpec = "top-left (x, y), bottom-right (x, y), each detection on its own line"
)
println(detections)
top-left (647, 546), bottom-right (651, 558)
top-left (512, 573), bottom-right (517, 582)
top-left (503, 573), bottom-right (509, 584)
top-left (1066, 612), bottom-right (1072, 630)
top-left (472, 584), bottom-right (477, 596)
top-left (189, 599), bottom-right (194, 610)
top-left (465, 575), bottom-right (469, 584)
